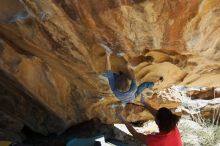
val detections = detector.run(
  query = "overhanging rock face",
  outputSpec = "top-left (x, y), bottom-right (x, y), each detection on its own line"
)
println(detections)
top-left (0, 0), bottom-right (220, 138)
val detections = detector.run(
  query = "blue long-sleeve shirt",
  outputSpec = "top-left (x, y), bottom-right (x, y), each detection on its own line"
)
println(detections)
top-left (105, 70), bottom-right (137, 104)
top-left (135, 82), bottom-right (154, 97)
top-left (104, 71), bottom-right (155, 104)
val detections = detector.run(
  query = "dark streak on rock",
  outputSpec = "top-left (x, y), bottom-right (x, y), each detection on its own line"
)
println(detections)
top-left (39, 22), bottom-right (89, 65)
top-left (0, 33), bottom-right (34, 57)
top-left (55, 0), bottom-right (81, 21)
top-left (39, 24), bottom-right (62, 51)
top-left (0, 69), bottom-right (66, 135)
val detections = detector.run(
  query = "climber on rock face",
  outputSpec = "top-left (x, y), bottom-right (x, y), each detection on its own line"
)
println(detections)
top-left (101, 43), bottom-right (163, 105)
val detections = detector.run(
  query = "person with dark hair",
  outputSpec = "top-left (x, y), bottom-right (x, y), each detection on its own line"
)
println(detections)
top-left (116, 95), bottom-right (182, 146)
top-left (103, 45), bottom-right (163, 104)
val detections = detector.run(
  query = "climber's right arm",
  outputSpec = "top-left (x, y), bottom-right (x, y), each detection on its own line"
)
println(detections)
top-left (106, 53), bottom-right (111, 71)
top-left (141, 95), bottom-right (157, 117)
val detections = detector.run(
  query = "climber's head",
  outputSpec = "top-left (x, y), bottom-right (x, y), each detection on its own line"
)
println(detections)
top-left (155, 107), bottom-right (180, 132)
top-left (116, 71), bottom-right (130, 91)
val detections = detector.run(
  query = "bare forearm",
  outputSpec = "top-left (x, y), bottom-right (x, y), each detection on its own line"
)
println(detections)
top-left (143, 103), bottom-right (157, 117)
top-left (123, 121), bottom-right (147, 143)
top-left (106, 54), bottom-right (111, 70)
top-left (124, 121), bottom-right (138, 136)
top-left (117, 111), bottom-right (147, 144)
top-left (141, 96), bottom-right (157, 117)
